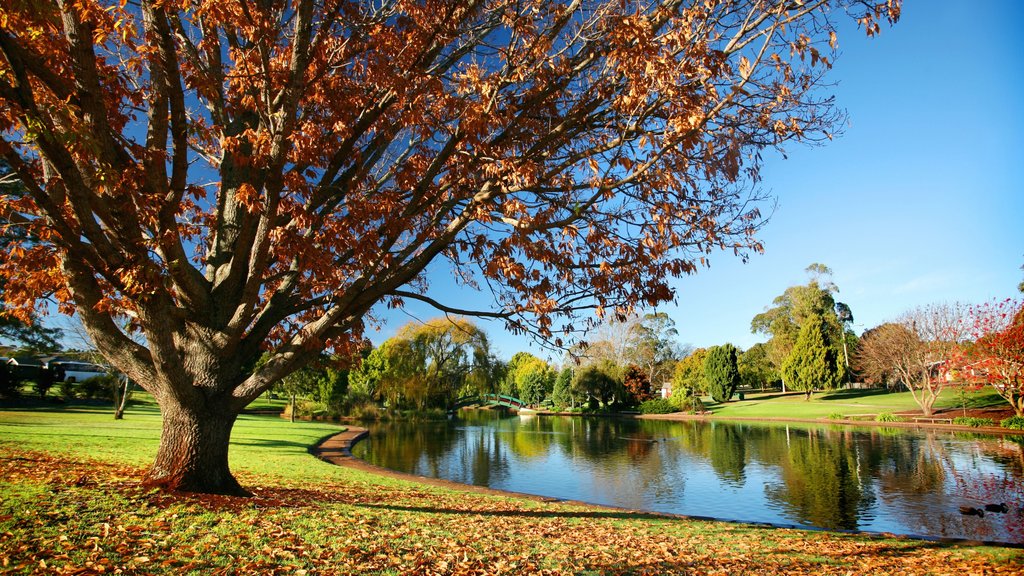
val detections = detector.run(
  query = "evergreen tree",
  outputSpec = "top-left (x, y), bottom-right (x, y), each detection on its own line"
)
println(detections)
top-left (782, 315), bottom-right (845, 399)
top-left (552, 367), bottom-right (574, 409)
top-left (704, 344), bottom-right (740, 403)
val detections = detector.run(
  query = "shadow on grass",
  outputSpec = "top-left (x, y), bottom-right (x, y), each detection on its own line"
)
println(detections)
top-left (818, 388), bottom-right (894, 401)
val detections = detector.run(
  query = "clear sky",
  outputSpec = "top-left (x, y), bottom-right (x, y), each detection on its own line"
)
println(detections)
top-left (369, 0), bottom-right (1024, 361)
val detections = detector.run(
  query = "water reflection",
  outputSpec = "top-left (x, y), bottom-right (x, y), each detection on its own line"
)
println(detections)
top-left (351, 411), bottom-right (1024, 543)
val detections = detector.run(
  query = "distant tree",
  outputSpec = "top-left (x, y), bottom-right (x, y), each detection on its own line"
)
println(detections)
top-left (834, 301), bottom-right (854, 378)
top-left (953, 299), bottom-right (1024, 417)
top-left (739, 343), bottom-right (778, 390)
top-left (573, 360), bottom-right (622, 409)
top-left (782, 315), bottom-right (844, 400)
top-left (384, 318), bottom-right (497, 410)
top-left (348, 343), bottom-right (392, 401)
top-left (704, 344), bottom-right (740, 403)
top-left (671, 348), bottom-right (709, 400)
top-left (515, 358), bottom-right (555, 406)
top-left (503, 352), bottom-right (543, 398)
top-left (854, 303), bottom-right (969, 416)
top-left (752, 264), bottom-right (846, 386)
top-left (630, 313), bottom-right (686, 389)
top-left (279, 365), bottom-right (320, 422)
top-left (622, 364), bottom-right (653, 405)
top-left (552, 367), bottom-right (575, 409)
top-left (583, 313), bottom-right (687, 389)
top-left (315, 364), bottom-right (350, 409)
top-left (853, 323), bottom-right (903, 388)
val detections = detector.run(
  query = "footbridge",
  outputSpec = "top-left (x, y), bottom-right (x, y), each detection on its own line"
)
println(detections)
top-left (449, 393), bottom-right (528, 412)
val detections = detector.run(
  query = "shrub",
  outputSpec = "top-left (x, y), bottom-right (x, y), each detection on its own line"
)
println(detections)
top-left (80, 375), bottom-right (116, 399)
top-left (827, 412), bottom-right (844, 420)
top-left (875, 412), bottom-right (903, 423)
top-left (953, 416), bottom-right (994, 428)
top-left (638, 398), bottom-right (676, 414)
top-left (347, 400), bottom-right (386, 421)
top-left (0, 368), bottom-right (22, 399)
top-left (59, 380), bottom-right (76, 400)
top-left (684, 395), bottom-right (706, 415)
top-left (1000, 415), bottom-right (1024, 430)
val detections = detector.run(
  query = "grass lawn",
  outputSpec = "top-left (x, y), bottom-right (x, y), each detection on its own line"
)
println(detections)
top-left (1, 403), bottom-right (1022, 575)
top-left (702, 386), bottom-right (1007, 420)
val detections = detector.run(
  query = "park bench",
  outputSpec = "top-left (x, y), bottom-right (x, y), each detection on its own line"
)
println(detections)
top-left (911, 416), bottom-right (953, 425)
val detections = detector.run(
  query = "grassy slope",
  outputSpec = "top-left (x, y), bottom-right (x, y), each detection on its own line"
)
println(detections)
top-left (1, 403), bottom-right (1021, 575)
top-left (701, 387), bottom-right (1007, 420)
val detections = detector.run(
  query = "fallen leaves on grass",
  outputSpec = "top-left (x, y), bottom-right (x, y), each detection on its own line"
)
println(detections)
top-left (0, 451), bottom-right (1021, 575)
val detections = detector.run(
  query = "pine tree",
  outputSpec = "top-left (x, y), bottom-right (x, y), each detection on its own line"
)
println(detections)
top-left (782, 315), bottom-right (845, 400)
top-left (552, 367), bottom-right (574, 409)
top-left (704, 344), bottom-right (740, 403)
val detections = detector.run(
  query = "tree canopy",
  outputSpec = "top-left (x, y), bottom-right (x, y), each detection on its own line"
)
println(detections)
top-left (0, 0), bottom-right (899, 493)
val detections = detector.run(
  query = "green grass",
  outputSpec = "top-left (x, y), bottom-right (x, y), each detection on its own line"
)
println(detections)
top-left (1, 403), bottom-right (1021, 574)
top-left (0, 404), bottom-right (344, 482)
top-left (702, 387), bottom-right (1006, 420)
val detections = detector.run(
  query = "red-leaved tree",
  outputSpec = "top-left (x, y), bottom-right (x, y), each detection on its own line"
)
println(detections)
top-left (952, 299), bottom-right (1024, 417)
top-left (623, 364), bottom-right (653, 404)
top-left (0, 0), bottom-right (899, 493)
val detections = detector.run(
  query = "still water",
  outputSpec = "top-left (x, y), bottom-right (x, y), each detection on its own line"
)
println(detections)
top-left (352, 410), bottom-right (1024, 543)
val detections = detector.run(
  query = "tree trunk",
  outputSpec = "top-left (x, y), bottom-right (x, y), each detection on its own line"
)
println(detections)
top-left (144, 400), bottom-right (247, 496)
top-left (114, 378), bottom-right (132, 420)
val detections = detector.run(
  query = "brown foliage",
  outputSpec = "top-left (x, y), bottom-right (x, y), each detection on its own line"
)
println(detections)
top-left (623, 364), bottom-right (653, 403)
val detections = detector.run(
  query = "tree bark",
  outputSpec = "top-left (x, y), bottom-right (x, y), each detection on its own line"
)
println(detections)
top-left (144, 400), bottom-right (247, 496)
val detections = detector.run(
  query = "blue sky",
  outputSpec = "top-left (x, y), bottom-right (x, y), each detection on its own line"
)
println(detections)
top-left (372, 0), bottom-right (1024, 361)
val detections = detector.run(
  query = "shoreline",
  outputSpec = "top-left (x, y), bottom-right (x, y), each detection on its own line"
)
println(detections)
top-left (635, 411), bottom-right (1024, 436)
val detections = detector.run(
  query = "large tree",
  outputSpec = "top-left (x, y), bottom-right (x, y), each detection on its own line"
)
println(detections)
top-left (0, 0), bottom-right (898, 493)
top-left (751, 263), bottom-right (848, 388)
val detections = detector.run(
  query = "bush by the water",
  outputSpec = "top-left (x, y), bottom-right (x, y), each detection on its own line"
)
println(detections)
top-left (1001, 415), bottom-right (1024, 430)
top-left (638, 398), bottom-right (676, 414)
top-left (828, 412), bottom-right (844, 420)
top-left (875, 412), bottom-right (903, 423)
top-left (953, 416), bottom-right (994, 428)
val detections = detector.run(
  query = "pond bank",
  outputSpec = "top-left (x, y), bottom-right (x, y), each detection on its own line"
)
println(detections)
top-left (636, 411), bottom-right (1024, 436)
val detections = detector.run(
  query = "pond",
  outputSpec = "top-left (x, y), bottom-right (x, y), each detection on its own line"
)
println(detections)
top-left (351, 410), bottom-right (1024, 543)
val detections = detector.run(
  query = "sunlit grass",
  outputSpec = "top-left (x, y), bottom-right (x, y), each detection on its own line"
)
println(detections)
top-left (703, 387), bottom-right (1005, 419)
top-left (0, 404), bottom-right (345, 482)
top-left (0, 403), bottom-right (1020, 574)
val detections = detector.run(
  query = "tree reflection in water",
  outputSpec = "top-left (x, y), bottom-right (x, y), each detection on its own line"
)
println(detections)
top-left (351, 411), bottom-right (1024, 543)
